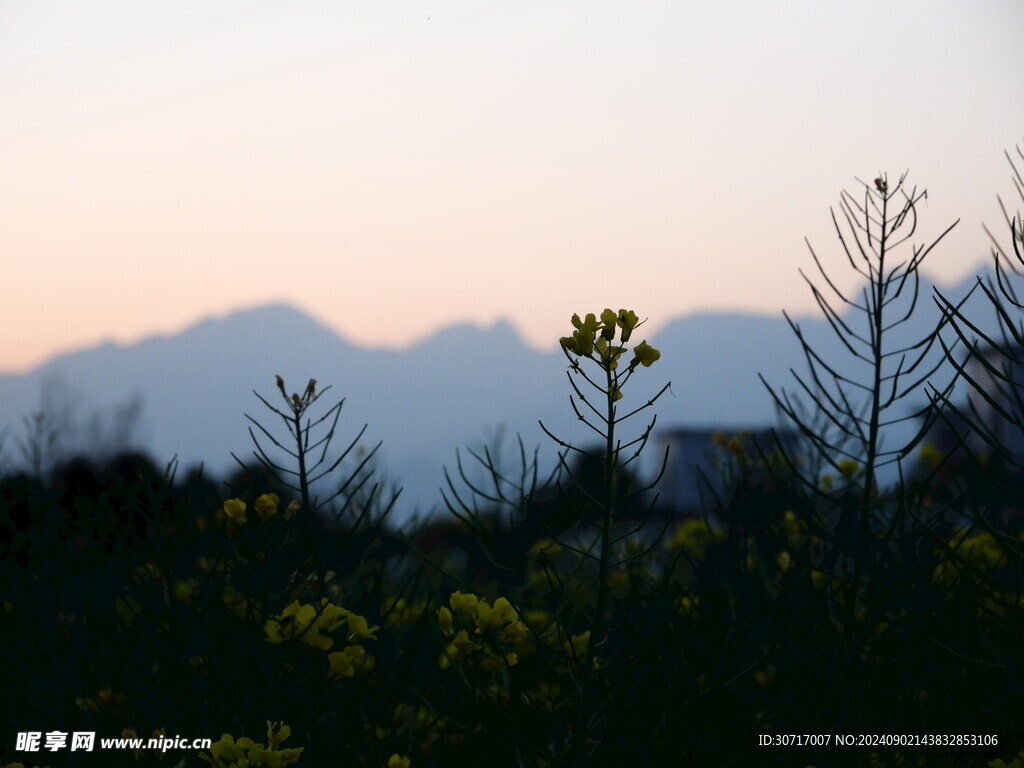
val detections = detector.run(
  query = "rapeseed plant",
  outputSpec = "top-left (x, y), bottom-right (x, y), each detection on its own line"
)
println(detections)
top-left (932, 528), bottom-right (1007, 586)
top-left (546, 308), bottom-right (669, 764)
top-left (199, 722), bottom-right (303, 767)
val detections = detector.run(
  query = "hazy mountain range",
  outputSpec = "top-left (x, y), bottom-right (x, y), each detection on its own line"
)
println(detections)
top-left (0, 268), bottom-right (1010, 525)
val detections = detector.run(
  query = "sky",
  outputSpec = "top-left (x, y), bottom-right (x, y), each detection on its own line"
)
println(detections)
top-left (2, 0), bottom-right (1023, 374)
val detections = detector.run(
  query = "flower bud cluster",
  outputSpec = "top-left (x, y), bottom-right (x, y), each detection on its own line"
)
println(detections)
top-left (932, 529), bottom-right (1007, 587)
top-left (223, 493), bottom-right (291, 526)
top-left (198, 721), bottom-right (303, 767)
top-left (559, 308), bottom-right (660, 371)
top-left (436, 591), bottom-right (531, 672)
top-left (263, 597), bottom-right (379, 682)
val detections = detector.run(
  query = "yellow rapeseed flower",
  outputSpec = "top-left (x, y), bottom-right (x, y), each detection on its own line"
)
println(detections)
top-left (479, 648), bottom-right (517, 673)
top-left (345, 613), bottom-right (379, 641)
top-left (383, 597), bottom-right (428, 625)
top-left (933, 529), bottom-right (1007, 586)
top-left (523, 610), bottom-right (554, 632)
top-left (499, 620), bottom-right (530, 645)
top-left (600, 308), bottom-right (618, 340)
top-left (312, 600), bottom-right (350, 633)
top-left (173, 579), bottom-right (197, 604)
top-left (451, 629), bottom-right (479, 655)
top-left (616, 309), bottom-right (639, 342)
top-left (782, 510), bottom-right (805, 533)
top-left (284, 500), bottom-right (300, 520)
top-left (222, 586), bottom-right (257, 620)
top-left (559, 336), bottom-right (581, 355)
top-left (388, 755), bottom-right (411, 768)
top-left (254, 493), bottom-right (280, 520)
top-left (264, 600), bottom-right (318, 646)
top-left (449, 591), bottom-right (479, 619)
top-left (957, 530), bottom-right (1006, 571)
top-left (475, 597), bottom-right (518, 632)
top-left (563, 313), bottom-right (601, 356)
top-left (223, 498), bottom-right (247, 525)
top-left (199, 724), bottom-right (303, 767)
top-left (202, 734), bottom-right (250, 765)
top-left (664, 519), bottom-right (723, 556)
top-left (919, 442), bottom-right (943, 466)
top-left (115, 596), bottom-right (143, 625)
top-left (675, 594), bottom-right (700, 615)
top-left (437, 606), bottom-right (454, 636)
top-left (571, 312), bottom-right (601, 336)
top-left (327, 645), bottom-right (367, 680)
top-left (776, 551), bottom-right (793, 573)
top-left (594, 337), bottom-right (626, 370)
top-left (260, 598), bottom-right (363, 649)
top-left (630, 340), bottom-right (660, 369)
top-left (439, 629), bottom-right (481, 669)
top-left (266, 721), bottom-right (291, 750)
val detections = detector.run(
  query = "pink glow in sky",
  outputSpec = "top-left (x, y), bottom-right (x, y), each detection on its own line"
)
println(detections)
top-left (2, 0), bottom-right (1023, 373)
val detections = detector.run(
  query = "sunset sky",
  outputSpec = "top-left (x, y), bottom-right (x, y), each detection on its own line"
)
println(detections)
top-left (3, 0), bottom-right (1023, 374)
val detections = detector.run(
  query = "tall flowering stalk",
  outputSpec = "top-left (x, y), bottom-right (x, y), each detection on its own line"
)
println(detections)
top-left (763, 173), bottom-right (960, 530)
top-left (761, 173), bottom-right (962, 729)
top-left (230, 376), bottom-right (397, 593)
top-left (227, 378), bottom-right (397, 765)
top-left (541, 309), bottom-right (669, 766)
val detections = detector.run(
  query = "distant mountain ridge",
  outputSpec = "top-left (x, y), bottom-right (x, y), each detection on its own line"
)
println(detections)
top-left (0, 270), bottom-right (1004, 525)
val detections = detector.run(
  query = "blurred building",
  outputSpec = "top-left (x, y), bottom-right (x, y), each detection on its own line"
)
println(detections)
top-left (657, 426), bottom-right (801, 513)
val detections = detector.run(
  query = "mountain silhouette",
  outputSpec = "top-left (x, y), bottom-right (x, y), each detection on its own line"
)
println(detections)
top-left (0, 269), bottom-right (1003, 526)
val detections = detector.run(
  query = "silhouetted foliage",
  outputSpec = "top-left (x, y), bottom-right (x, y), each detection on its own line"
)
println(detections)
top-left (7, 170), bottom-right (1024, 767)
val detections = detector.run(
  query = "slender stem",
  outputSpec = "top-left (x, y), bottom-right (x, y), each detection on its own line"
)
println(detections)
top-left (292, 405), bottom-right (324, 597)
top-left (294, 408), bottom-right (311, 515)
top-left (574, 364), bottom-right (616, 766)
top-left (843, 187), bottom-right (888, 717)
top-left (862, 189), bottom-right (888, 522)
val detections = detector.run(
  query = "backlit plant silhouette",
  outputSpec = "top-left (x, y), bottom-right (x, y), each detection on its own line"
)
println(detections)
top-left (9, 182), bottom-right (1024, 768)
top-left (763, 172), bottom-right (961, 523)
top-left (540, 309), bottom-right (669, 765)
